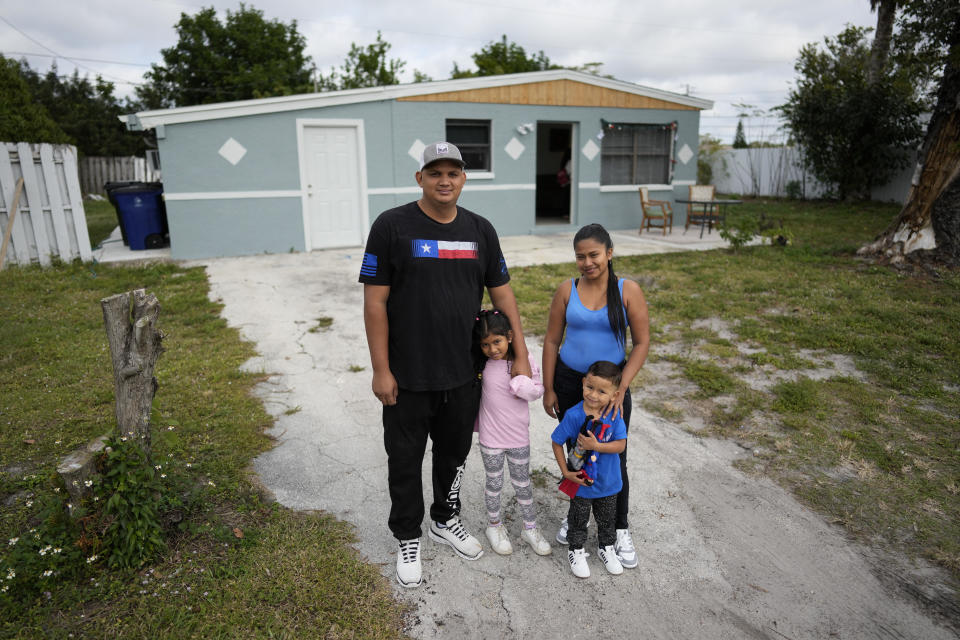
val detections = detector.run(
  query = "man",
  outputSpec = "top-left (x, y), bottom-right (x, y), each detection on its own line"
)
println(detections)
top-left (359, 142), bottom-right (531, 588)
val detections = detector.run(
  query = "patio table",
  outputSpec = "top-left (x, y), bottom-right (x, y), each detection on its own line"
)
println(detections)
top-left (675, 198), bottom-right (743, 238)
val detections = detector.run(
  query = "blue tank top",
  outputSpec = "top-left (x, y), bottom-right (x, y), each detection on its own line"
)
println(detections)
top-left (558, 278), bottom-right (627, 373)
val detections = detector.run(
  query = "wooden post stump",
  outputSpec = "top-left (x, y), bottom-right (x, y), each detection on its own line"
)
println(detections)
top-left (101, 289), bottom-right (164, 454)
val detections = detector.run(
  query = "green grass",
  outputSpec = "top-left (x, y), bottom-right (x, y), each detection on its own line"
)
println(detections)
top-left (511, 198), bottom-right (960, 579)
top-left (0, 261), bottom-right (407, 638)
top-left (83, 198), bottom-right (119, 248)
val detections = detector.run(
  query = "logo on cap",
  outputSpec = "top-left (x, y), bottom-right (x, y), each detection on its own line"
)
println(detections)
top-left (436, 144), bottom-right (449, 153)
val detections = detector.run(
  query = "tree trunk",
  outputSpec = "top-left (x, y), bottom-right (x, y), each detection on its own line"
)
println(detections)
top-left (101, 289), bottom-right (164, 453)
top-left (858, 33), bottom-right (960, 268)
top-left (868, 0), bottom-right (898, 85)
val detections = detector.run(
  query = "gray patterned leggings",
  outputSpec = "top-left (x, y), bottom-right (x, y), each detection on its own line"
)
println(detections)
top-left (479, 444), bottom-right (538, 529)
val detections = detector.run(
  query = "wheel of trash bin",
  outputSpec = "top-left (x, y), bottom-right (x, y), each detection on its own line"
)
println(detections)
top-left (144, 233), bottom-right (166, 249)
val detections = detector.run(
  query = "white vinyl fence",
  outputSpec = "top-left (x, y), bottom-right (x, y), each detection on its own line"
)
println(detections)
top-left (79, 155), bottom-right (160, 195)
top-left (707, 147), bottom-right (913, 203)
top-left (0, 142), bottom-right (92, 267)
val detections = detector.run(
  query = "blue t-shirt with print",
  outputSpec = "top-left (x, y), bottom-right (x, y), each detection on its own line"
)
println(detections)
top-left (551, 401), bottom-right (626, 499)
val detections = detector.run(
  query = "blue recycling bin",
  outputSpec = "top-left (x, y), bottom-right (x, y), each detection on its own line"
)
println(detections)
top-left (110, 184), bottom-right (168, 250)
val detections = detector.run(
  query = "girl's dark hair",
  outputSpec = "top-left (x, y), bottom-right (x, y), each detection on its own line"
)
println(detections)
top-left (586, 360), bottom-right (623, 387)
top-left (573, 223), bottom-right (627, 348)
top-left (473, 308), bottom-right (515, 366)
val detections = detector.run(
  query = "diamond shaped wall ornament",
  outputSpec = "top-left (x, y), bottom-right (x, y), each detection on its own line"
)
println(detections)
top-left (582, 139), bottom-right (600, 162)
top-left (408, 139), bottom-right (426, 164)
top-left (505, 137), bottom-right (525, 160)
top-left (218, 137), bottom-right (247, 166)
top-left (677, 143), bottom-right (694, 165)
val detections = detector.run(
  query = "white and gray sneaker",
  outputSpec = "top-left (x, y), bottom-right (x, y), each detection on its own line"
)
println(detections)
top-left (556, 517), bottom-right (569, 545)
top-left (615, 528), bottom-right (638, 569)
top-left (520, 526), bottom-right (552, 555)
top-left (568, 548), bottom-right (590, 578)
top-left (485, 523), bottom-right (513, 555)
top-left (429, 516), bottom-right (484, 560)
top-left (598, 544), bottom-right (624, 575)
top-left (396, 538), bottom-right (422, 588)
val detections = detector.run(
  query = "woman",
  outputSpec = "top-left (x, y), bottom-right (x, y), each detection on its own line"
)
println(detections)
top-left (542, 223), bottom-right (650, 569)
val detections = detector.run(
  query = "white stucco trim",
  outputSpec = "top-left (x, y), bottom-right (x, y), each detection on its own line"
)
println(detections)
top-left (467, 172), bottom-right (495, 180)
top-left (295, 118), bottom-right (370, 252)
top-left (599, 184), bottom-right (673, 193)
top-left (164, 190), bottom-right (301, 200)
top-left (673, 179), bottom-right (696, 186)
top-left (122, 69), bottom-right (713, 130)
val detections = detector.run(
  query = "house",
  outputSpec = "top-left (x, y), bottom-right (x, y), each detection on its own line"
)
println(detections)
top-left (121, 69), bottom-right (713, 259)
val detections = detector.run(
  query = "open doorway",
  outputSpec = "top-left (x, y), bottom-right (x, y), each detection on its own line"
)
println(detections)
top-left (535, 123), bottom-right (573, 224)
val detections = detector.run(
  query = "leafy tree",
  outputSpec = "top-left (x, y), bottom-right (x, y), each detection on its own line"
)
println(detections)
top-left (412, 69), bottom-right (433, 83)
top-left (776, 25), bottom-right (923, 200)
top-left (451, 35), bottom-right (557, 78)
top-left (137, 4), bottom-right (313, 108)
top-left (330, 31), bottom-right (405, 90)
top-left (0, 56), bottom-right (69, 144)
top-left (17, 63), bottom-right (144, 156)
top-left (732, 120), bottom-right (748, 148)
top-left (859, 0), bottom-right (960, 267)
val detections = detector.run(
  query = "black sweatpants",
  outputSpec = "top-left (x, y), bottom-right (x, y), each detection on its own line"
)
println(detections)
top-left (567, 493), bottom-right (618, 550)
top-left (382, 380), bottom-right (480, 540)
top-left (554, 358), bottom-right (632, 530)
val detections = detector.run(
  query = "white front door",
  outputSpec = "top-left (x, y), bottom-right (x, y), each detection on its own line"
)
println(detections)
top-left (302, 125), bottom-right (364, 249)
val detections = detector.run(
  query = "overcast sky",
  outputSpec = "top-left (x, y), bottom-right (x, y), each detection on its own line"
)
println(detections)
top-left (1, 0), bottom-right (879, 143)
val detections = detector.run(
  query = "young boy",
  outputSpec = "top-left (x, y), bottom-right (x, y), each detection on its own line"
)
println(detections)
top-left (550, 360), bottom-right (628, 578)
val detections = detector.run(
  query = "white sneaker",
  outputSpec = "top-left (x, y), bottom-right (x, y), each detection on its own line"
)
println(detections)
top-left (396, 538), bottom-right (422, 588)
top-left (615, 528), bottom-right (638, 569)
top-left (429, 516), bottom-right (484, 560)
top-left (556, 517), bottom-right (568, 545)
top-left (520, 527), bottom-right (552, 555)
top-left (485, 524), bottom-right (513, 555)
top-left (568, 548), bottom-right (590, 578)
top-left (598, 544), bottom-right (624, 575)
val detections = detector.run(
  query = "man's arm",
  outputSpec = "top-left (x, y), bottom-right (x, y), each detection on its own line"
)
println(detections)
top-left (488, 283), bottom-right (531, 378)
top-left (363, 284), bottom-right (397, 405)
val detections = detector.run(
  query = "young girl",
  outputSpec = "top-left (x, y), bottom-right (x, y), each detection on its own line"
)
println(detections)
top-left (474, 309), bottom-right (552, 556)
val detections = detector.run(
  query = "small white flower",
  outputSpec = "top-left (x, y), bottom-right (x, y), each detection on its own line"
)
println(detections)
top-left (6, 569), bottom-right (15, 579)
top-left (38, 547), bottom-right (49, 556)
top-left (41, 570), bottom-right (52, 578)
top-left (207, 481), bottom-right (215, 487)
top-left (66, 503), bottom-right (72, 509)
top-left (25, 500), bottom-right (33, 507)
top-left (160, 474), bottom-right (166, 479)
top-left (155, 465), bottom-right (162, 470)
top-left (55, 440), bottom-right (62, 445)
top-left (72, 481), bottom-right (78, 487)
top-left (53, 487), bottom-right (60, 493)
top-left (52, 548), bottom-right (61, 555)
top-left (185, 463), bottom-right (192, 468)
top-left (167, 426), bottom-right (175, 431)
top-left (93, 496), bottom-right (100, 502)
top-left (84, 480), bottom-right (93, 487)
top-left (86, 555), bottom-right (98, 564)
top-left (1, 585), bottom-right (8, 593)
top-left (7, 538), bottom-right (17, 546)
top-left (120, 436), bottom-right (127, 442)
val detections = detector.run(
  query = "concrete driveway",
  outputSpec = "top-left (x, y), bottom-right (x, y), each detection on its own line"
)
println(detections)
top-left (194, 230), bottom-right (953, 640)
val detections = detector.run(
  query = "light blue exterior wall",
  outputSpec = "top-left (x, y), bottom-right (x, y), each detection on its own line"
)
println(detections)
top-left (156, 96), bottom-right (701, 259)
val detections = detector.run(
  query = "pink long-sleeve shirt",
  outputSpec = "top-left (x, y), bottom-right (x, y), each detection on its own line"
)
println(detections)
top-left (477, 354), bottom-right (545, 449)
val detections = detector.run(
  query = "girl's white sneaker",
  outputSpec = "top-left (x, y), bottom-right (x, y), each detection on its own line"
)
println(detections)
top-left (485, 524), bottom-right (513, 555)
top-left (520, 526), bottom-right (552, 555)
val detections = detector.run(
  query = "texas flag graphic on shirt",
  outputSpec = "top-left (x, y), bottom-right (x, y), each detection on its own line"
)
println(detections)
top-left (411, 239), bottom-right (478, 259)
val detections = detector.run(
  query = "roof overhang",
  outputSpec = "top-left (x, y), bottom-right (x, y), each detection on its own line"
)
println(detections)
top-left (121, 69), bottom-right (714, 130)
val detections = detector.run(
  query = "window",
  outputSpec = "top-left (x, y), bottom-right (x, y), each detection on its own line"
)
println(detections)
top-left (446, 119), bottom-right (491, 171)
top-left (600, 123), bottom-right (674, 185)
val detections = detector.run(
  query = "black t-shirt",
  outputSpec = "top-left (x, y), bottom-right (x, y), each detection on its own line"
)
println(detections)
top-left (359, 201), bottom-right (510, 391)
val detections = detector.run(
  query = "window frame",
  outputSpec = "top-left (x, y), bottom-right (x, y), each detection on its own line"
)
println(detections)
top-left (445, 119), bottom-right (492, 173)
top-left (599, 122), bottom-right (676, 186)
